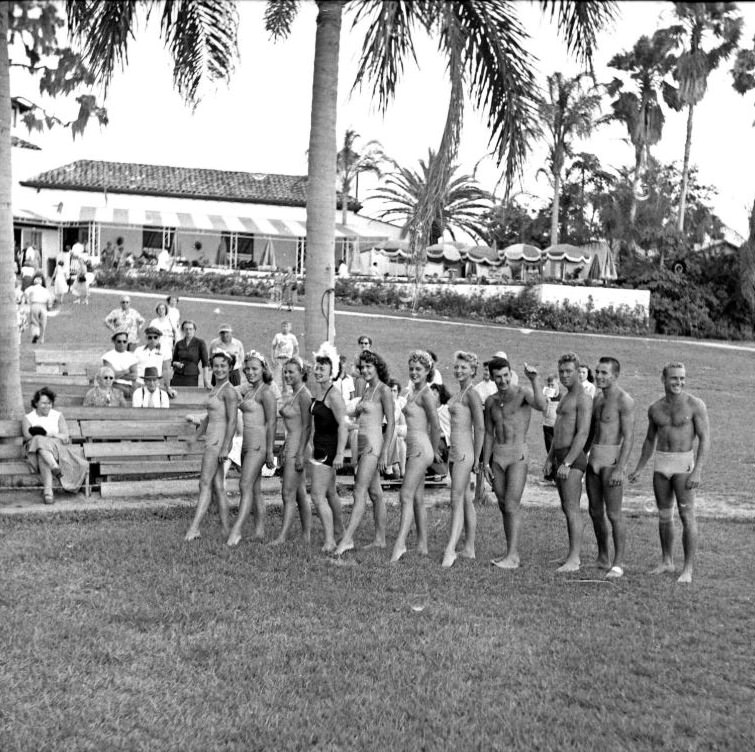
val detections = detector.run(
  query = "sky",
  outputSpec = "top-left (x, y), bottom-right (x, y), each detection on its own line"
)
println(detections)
top-left (11, 0), bottom-right (755, 237)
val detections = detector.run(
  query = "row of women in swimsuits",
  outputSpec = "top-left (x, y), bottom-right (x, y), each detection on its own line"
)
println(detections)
top-left (184, 345), bottom-right (484, 568)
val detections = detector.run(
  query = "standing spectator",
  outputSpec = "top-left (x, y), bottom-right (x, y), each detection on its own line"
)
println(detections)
top-left (104, 295), bottom-right (145, 350)
top-left (71, 238), bottom-right (85, 258)
top-left (149, 302), bottom-right (177, 380)
top-left (282, 267), bottom-right (297, 311)
top-left (15, 277), bottom-right (29, 340)
top-left (134, 326), bottom-right (167, 384)
top-left (542, 373), bottom-right (563, 454)
top-left (172, 320), bottom-right (210, 387)
top-left (156, 247), bottom-right (173, 271)
top-left (23, 243), bottom-right (40, 271)
top-left (70, 252), bottom-right (90, 304)
top-left (52, 258), bottom-right (69, 305)
top-left (473, 362), bottom-right (497, 403)
top-left (579, 365), bottom-right (596, 399)
top-left (84, 367), bottom-right (128, 407)
top-left (271, 320), bottom-right (299, 393)
top-left (113, 236), bottom-right (125, 267)
top-left (100, 240), bottom-right (115, 268)
top-left (209, 324), bottom-right (244, 386)
top-left (132, 367), bottom-right (170, 408)
top-left (166, 295), bottom-right (181, 331)
top-left (102, 330), bottom-right (138, 396)
top-left (24, 274), bottom-right (53, 344)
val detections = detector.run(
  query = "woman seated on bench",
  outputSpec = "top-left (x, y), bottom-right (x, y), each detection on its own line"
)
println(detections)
top-left (23, 387), bottom-right (88, 504)
top-left (84, 367), bottom-right (127, 407)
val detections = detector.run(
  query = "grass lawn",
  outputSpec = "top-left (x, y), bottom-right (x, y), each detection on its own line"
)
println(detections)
top-left (32, 287), bottom-right (755, 502)
top-left (1, 505), bottom-right (754, 751)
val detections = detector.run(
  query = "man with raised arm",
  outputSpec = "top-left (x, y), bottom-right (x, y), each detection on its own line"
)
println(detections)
top-left (586, 357), bottom-right (635, 580)
top-left (482, 356), bottom-right (545, 569)
top-left (628, 362), bottom-right (709, 584)
top-left (543, 352), bottom-right (593, 573)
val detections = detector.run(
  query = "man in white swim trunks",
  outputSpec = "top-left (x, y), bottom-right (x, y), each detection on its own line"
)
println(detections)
top-left (628, 362), bottom-right (709, 583)
top-left (543, 352), bottom-right (593, 573)
top-left (586, 357), bottom-right (635, 580)
top-left (482, 356), bottom-right (544, 569)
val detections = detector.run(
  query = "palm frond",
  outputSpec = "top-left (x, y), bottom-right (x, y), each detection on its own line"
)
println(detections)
top-left (350, 0), bottom-right (430, 111)
top-left (539, 0), bottom-right (618, 67)
top-left (437, 0), bottom-right (541, 189)
top-left (159, 0), bottom-right (239, 106)
top-left (264, 0), bottom-right (300, 41)
top-left (66, 0), bottom-right (138, 92)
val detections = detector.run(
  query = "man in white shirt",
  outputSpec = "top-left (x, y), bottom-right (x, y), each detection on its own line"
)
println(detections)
top-left (271, 320), bottom-right (299, 393)
top-left (134, 325), bottom-right (166, 379)
top-left (209, 323), bottom-right (244, 386)
top-left (102, 330), bottom-right (138, 396)
top-left (132, 367), bottom-right (170, 408)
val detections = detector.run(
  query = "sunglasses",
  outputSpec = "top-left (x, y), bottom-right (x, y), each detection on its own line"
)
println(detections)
top-left (102, 376), bottom-right (114, 380)
top-left (115, 339), bottom-right (128, 344)
top-left (359, 341), bottom-right (370, 345)
top-left (146, 335), bottom-right (159, 340)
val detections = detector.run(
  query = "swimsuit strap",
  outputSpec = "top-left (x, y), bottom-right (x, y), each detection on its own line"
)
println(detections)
top-left (243, 382), bottom-right (263, 404)
top-left (452, 383), bottom-right (472, 404)
top-left (284, 384), bottom-right (305, 409)
top-left (209, 380), bottom-right (230, 400)
top-left (361, 382), bottom-right (380, 404)
top-left (407, 383), bottom-right (428, 404)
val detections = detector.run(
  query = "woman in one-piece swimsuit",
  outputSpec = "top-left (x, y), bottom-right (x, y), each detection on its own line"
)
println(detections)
top-left (227, 351), bottom-right (277, 546)
top-left (442, 351), bottom-right (484, 567)
top-left (334, 350), bottom-right (394, 556)
top-left (309, 343), bottom-right (349, 552)
top-left (391, 350), bottom-right (442, 563)
top-left (185, 352), bottom-right (239, 541)
top-left (272, 358), bottom-right (312, 544)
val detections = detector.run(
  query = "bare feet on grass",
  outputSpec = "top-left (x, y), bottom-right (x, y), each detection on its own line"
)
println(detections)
top-left (492, 555), bottom-right (520, 570)
top-left (556, 558), bottom-right (580, 573)
top-left (226, 532), bottom-right (242, 547)
top-left (650, 561), bottom-right (675, 575)
top-left (333, 539), bottom-right (354, 556)
top-left (459, 546), bottom-right (476, 560)
top-left (184, 528), bottom-right (201, 542)
top-left (677, 569), bottom-right (693, 584)
top-left (321, 541), bottom-right (336, 554)
top-left (441, 551), bottom-right (457, 568)
top-left (390, 545), bottom-right (407, 564)
top-left (362, 539), bottom-right (386, 550)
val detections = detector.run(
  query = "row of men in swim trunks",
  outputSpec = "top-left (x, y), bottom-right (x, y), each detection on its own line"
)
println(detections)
top-left (483, 353), bottom-right (709, 584)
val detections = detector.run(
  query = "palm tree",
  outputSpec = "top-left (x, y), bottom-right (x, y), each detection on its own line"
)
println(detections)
top-left (666, 2), bottom-right (743, 233)
top-left (336, 129), bottom-right (388, 227)
top-left (372, 150), bottom-right (492, 244)
top-left (739, 201), bottom-right (755, 318)
top-left (265, 0), bottom-right (616, 351)
top-left (605, 29), bottom-right (680, 228)
top-left (537, 72), bottom-right (603, 246)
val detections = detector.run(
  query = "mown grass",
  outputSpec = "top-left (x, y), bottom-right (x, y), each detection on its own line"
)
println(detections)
top-left (1, 505), bottom-right (754, 751)
top-left (34, 288), bottom-right (755, 500)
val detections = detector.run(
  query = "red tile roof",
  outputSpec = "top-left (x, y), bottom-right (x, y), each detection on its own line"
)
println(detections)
top-left (21, 159), bottom-right (358, 210)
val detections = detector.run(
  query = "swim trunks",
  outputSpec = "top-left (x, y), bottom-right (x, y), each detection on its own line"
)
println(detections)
top-left (654, 450), bottom-right (694, 479)
top-left (588, 443), bottom-right (620, 473)
top-left (555, 446), bottom-right (587, 474)
top-left (490, 443), bottom-right (528, 473)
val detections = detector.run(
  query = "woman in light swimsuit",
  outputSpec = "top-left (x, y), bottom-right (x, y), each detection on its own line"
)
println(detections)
top-left (185, 352), bottom-right (239, 541)
top-left (391, 350), bottom-right (442, 563)
top-left (271, 358), bottom-right (312, 544)
top-left (309, 342), bottom-right (349, 552)
top-left (227, 351), bottom-right (277, 546)
top-left (334, 350), bottom-right (394, 555)
top-left (442, 351), bottom-right (484, 567)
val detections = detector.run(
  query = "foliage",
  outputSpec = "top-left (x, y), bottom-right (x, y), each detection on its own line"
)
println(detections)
top-left (485, 197), bottom-right (551, 249)
top-left (371, 149), bottom-right (493, 244)
top-left (336, 128), bottom-right (388, 209)
top-left (8, 1), bottom-right (108, 135)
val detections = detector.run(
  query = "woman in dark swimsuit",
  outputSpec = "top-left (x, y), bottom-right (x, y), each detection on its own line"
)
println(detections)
top-left (309, 343), bottom-right (349, 552)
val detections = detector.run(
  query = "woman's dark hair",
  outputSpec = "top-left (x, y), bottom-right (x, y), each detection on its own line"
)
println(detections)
top-left (315, 355), bottom-right (338, 380)
top-left (155, 302), bottom-right (168, 316)
top-left (116, 236), bottom-right (124, 245)
top-left (181, 319), bottom-right (197, 332)
top-left (211, 351), bottom-right (234, 368)
top-left (430, 383), bottom-right (451, 406)
top-left (387, 378), bottom-right (402, 391)
top-left (31, 386), bottom-right (56, 408)
top-left (358, 350), bottom-right (390, 384)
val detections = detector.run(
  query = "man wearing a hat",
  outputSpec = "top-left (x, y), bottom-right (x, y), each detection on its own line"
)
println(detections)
top-left (132, 367), bottom-right (170, 408)
top-left (102, 329), bottom-right (138, 396)
top-left (209, 324), bottom-right (245, 386)
top-left (134, 325), bottom-right (166, 384)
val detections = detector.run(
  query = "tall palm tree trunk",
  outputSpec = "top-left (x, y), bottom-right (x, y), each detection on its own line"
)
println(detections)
top-left (550, 170), bottom-right (561, 246)
top-left (677, 103), bottom-right (695, 234)
top-left (629, 148), bottom-right (642, 226)
top-left (0, 9), bottom-right (23, 421)
top-left (305, 0), bottom-right (342, 351)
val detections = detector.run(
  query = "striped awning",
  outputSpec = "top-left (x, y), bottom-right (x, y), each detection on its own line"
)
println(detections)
top-left (74, 206), bottom-right (384, 239)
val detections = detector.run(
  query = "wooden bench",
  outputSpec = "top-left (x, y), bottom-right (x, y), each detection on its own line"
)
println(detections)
top-left (34, 349), bottom-right (102, 377)
top-left (21, 384), bottom-right (209, 409)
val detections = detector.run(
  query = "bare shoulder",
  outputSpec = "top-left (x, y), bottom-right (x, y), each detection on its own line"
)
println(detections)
top-left (618, 388), bottom-right (635, 410)
top-left (686, 392), bottom-right (708, 414)
top-left (484, 393), bottom-right (497, 411)
top-left (577, 391), bottom-right (593, 410)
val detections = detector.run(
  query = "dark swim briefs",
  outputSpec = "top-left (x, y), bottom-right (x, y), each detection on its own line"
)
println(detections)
top-left (554, 446), bottom-right (587, 474)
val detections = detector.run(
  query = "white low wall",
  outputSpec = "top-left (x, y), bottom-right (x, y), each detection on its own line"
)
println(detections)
top-left (349, 280), bottom-right (650, 316)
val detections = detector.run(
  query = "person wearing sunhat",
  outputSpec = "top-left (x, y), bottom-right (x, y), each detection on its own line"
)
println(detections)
top-left (132, 367), bottom-right (171, 408)
top-left (209, 323), bottom-right (244, 386)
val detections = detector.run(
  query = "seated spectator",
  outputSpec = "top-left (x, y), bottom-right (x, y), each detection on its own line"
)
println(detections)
top-left (132, 367), bottom-right (170, 408)
top-left (84, 367), bottom-right (127, 407)
top-left (102, 330), bottom-right (138, 396)
top-left (22, 386), bottom-right (88, 503)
